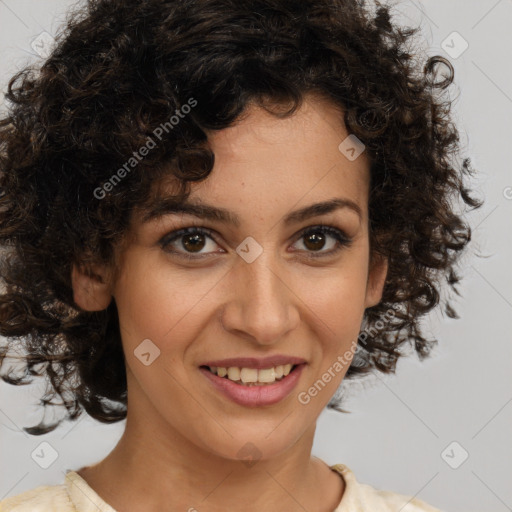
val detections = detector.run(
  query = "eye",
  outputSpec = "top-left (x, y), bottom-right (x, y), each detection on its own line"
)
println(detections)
top-left (291, 225), bottom-right (353, 258)
top-left (159, 227), bottom-right (222, 260)
top-left (159, 224), bottom-right (353, 261)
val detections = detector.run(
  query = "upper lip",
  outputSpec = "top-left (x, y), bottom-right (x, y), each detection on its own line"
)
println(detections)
top-left (200, 355), bottom-right (307, 370)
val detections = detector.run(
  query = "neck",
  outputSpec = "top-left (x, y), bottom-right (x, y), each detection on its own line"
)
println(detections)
top-left (77, 373), bottom-right (344, 512)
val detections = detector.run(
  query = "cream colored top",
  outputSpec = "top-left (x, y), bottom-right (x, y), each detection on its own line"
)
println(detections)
top-left (0, 463), bottom-right (442, 511)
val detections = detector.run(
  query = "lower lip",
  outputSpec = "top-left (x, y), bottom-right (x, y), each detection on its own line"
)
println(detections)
top-left (199, 364), bottom-right (305, 407)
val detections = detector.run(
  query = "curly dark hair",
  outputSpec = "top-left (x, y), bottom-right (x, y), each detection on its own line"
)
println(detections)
top-left (0, 0), bottom-right (481, 435)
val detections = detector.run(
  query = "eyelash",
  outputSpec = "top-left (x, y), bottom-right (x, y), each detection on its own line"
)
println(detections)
top-left (159, 224), bottom-right (353, 261)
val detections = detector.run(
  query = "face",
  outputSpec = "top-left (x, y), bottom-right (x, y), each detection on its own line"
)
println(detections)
top-left (72, 94), bottom-right (388, 463)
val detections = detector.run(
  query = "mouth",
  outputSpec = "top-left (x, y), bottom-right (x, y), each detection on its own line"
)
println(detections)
top-left (199, 363), bottom-right (306, 407)
top-left (199, 363), bottom-right (300, 386)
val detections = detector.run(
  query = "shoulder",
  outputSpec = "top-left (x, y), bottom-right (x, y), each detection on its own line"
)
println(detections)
top-left (330, 464), bottom-right (443, 512)
top-left (1, 471), bottom-right (116, 512)
top-left (0, 482), bottom-right (74, 511)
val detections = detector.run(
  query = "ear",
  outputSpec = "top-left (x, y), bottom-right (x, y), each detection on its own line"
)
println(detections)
top-left (71, 262), bottom-right (113, 311)
top-left (364, 252), bottom-right (389, 309)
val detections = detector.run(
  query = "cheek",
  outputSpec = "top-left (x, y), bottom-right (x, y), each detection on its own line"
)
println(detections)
top-left (302, 262), bottom-right (368, 325)
top-left (113, 253), bottom-right (219, 343)
top-left (309, 275), bottom-right (365, 315)
top-left (298, 262), bottom-right (368, 371)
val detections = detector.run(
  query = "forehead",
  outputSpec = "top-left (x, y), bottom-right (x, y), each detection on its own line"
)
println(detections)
top-left (135, 95), bottom-right (371, 228)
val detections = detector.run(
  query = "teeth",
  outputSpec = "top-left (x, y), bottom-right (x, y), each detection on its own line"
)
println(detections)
top-left (207, 364), bottom-right (297, 384)
top-left (240, 368), bottom-right (258, 383)
top-left (227, 367), bottom-right (240, 381)
top-left (258, 368), bottom-right (276, 383)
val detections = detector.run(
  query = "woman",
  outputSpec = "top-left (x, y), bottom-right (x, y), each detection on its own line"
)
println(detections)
top-left (0, 0), bottom-right (480, 510)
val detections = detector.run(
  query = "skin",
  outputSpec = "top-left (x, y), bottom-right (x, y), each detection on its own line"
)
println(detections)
top-left (72, 94), bottom-right (388, 512)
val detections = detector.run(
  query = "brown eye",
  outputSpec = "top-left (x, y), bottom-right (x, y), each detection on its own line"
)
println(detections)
top-left (303, 231), bottom-right (327, 251)
top-left (181, 233), bottom-right (206, 253)
top-left (159, 224), bottom-right (352, 261)
top-left (160, 227), bottom-right (222, 259)
top-left (293, 225), bottom-right (353, 258)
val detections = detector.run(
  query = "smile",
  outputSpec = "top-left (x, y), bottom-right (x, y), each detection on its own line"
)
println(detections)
top-left (204, 364), bottom-right (295, 385)
top-left (199, 363), bottom-right (306, 406)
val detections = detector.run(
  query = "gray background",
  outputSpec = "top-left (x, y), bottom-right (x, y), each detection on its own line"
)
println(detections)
top-left (0, 1), bottom-right (511, 511)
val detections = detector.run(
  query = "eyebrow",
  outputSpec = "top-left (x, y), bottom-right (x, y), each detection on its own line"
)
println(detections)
top-left (141, 197), bottom-right (362, 226)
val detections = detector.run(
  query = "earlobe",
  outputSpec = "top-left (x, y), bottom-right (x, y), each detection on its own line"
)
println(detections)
top-left (71, 263), bottom-right (113, 311)
top-left (364, 253), bottom-right (389, 309)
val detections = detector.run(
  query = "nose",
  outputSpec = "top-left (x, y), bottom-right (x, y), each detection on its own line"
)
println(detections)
top-left (219, 250), bottom-right (300, 345)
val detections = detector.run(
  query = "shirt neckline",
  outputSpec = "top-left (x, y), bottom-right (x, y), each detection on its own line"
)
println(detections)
top-left (329, 463), bottom-right (361, 511)
top-left (65, 470), bottom-right (117, 512)
top-left (65, 463), bottom-right (356, 512)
